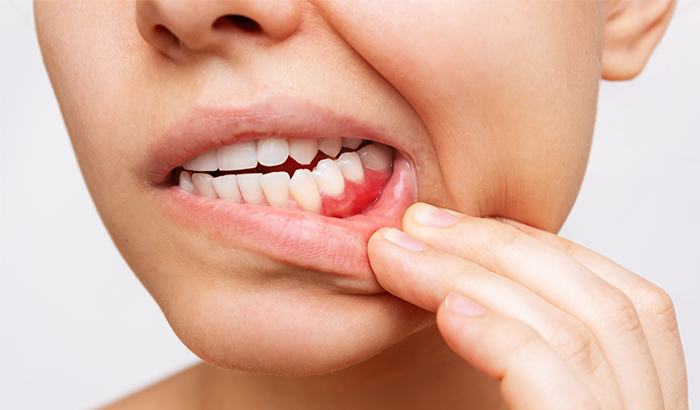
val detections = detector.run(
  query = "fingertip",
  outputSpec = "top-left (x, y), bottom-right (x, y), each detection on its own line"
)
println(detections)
top-left (369, 229), bottom-right (430, 293)
top-left (383, 228), bottom-right (429, 251)
top-left (401, 202), bottom-right (425, 228)
top-left (368, 227), bottom-right (393, 246)
top-left (437, 294), bottom-right (486, 339)
top-left (414, 204), bottom-right (463, 228)
top-left (367, 228), bottom-right (417, 272)
top-left (367, 227), bottom-right (393, 267)
top-left (444, 292), bottom-right (487, 317)
top-left (436, 293), bottom-right (488, 349)
top-left (436, 300), bottom-right (485, 367)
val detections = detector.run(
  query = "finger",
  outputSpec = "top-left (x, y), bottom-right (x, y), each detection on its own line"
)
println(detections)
top-left (493, 218), bottom-right (688, 410)
top-left (400, 203), bottom-right (663, 410)
top-left (368, 228), bottom-right (621, 407)
top-left (437, 293), bottom-right (598, 410)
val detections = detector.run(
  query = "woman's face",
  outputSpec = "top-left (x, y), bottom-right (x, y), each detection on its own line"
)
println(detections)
top-left (36, 0), bottom-right (605, 374)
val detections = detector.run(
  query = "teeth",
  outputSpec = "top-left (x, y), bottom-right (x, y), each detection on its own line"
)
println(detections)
top-left (183, 151), bottom-right (218, 172)
top-left (212, 175), bottom-right (241, 202)
top-left (289, 169), bottom-right (322, 213)
top-left (180, 138), bottom-right (394, 212)
top-left (237, 173), bottom-right (264, 204)
top-left (288, 139), bottom-right (318, 165)
top-left (312, 159), bottom-right (345, 199)
top-left (317, 137), bottom-right (342, 158)
top-left (192, 173), bottom-right (218, 198)
top-left (189, 137), bottom-right (368, 172)
top-left (358, 143), bottom-right (393, 172)
top-left (341, 137), bottom-right (362, 150)
top-left (260, 172), bottom-right (290, 208)
top-left (217, 141), bottom-right (257, 171)
top-left (336, 152), bottom-right (365, 184)
top-left (257, 138), bottom-right (289, 167)
top-left (179, 170), bottom-right (195, 193)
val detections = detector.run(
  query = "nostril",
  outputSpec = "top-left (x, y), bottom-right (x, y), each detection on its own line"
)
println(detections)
top-left (213, 15), bottom-right (261, 33)
top-left (227, 15), bottom-right (262, 33)
top-left (154, 24), bottom-right (180, 48)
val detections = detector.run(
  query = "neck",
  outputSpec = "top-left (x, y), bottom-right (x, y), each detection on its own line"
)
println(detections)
top-left (199, 325), bottom-right (505, 410)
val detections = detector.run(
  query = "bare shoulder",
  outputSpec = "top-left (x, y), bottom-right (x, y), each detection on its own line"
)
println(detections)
top-left (99, 363), bottom-right (207, 410)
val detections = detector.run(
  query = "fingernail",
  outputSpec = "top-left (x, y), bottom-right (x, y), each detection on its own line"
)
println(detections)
top-left (415, 204), bottom-right (461, 228)
top-left (444, 292), bottom-right (487, 317)
top-left (384, 228), bottom-right (428, 251)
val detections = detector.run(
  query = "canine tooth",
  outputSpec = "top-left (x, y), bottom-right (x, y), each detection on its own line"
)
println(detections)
top-left (317, 137), bottom-right (342, 158)
top-left (191, 173), bottom-right (218, 198)
top-left (183, 151), bottom-right (218, 172)
top-left (260, 172), bottom-right (291, 208)
top-left (217, 141), bottom-right (257, 171)
top-left (358, 143), bottom-right (393, 172)
top-left (237, 173), bottom-right (264, 204)
top-left (341, 137), bottom-right (362, 150)
top-left (179, 171), bottom-right (195, 193)
top-left (336, 152), bottom-right (365, 183)
top-left (289, 169), bottom-right (321, 213)
top-left (312, 159), bottom-right (345, 199)
top-left (212, 175), bottom-right (241, 202)
top-left (257, 138), bottom-right (289, 167)
top-left (288, 139), bottom-right (317, 165)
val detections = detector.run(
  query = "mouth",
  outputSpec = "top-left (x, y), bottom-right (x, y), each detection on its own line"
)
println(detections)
top-left (177, 137), bottom-right (393, 218)
top-left (147, 100), bottom-right (417, 293)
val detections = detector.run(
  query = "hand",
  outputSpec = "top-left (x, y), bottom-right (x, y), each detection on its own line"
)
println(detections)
top-left (368, 203), bottom-right (688, 410)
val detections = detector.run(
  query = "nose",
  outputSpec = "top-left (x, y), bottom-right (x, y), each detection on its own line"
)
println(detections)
top-left (136, 0), bottom-right (302, 58)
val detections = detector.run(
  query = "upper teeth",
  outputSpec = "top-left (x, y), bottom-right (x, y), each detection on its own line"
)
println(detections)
top-left (257, 138), bottom-right (289, 167)
top-left (183, 137), bottom-right (367, 172)
top-left (288, 139), bottom-right (317, 165)
top-left (317, 137), bottom-right (343, 158)
top-left (179, 138), bottom-right (393, 213)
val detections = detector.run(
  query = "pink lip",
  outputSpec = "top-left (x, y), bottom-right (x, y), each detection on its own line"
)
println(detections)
top-left (146, 99), bottom-right (417, 294)
top-left (144, 99), bottom-right (407, 185)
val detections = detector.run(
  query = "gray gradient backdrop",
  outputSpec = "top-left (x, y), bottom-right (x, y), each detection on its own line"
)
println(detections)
top-left (2, 1), bottom-right (698, 409)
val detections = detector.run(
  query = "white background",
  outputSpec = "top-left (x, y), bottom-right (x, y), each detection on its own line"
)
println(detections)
top-left (2, 1), bottom-right (698, 409)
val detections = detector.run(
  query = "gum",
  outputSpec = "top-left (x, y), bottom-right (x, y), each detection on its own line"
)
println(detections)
top-left (319, 169), bottom-right (391, 218)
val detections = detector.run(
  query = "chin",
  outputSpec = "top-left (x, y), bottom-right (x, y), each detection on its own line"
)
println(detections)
top-left (163, 288), bottom-right (434, 375)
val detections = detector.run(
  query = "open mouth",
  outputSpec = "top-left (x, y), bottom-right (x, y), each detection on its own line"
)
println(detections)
top-left (176, 137), bottom-right (393, 218)
top-left (148, 101), bottom-right (416, 292)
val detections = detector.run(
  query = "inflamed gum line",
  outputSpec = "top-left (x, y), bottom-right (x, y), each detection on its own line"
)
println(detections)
top-left (177, 137), bottom-right (393, 218)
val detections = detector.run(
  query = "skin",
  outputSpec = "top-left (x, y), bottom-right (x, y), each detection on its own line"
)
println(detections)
top-left (35, 0), bottom-right (685, 409)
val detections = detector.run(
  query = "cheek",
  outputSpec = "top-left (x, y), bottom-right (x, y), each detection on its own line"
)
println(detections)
top-left (324, 1), bottom-right (606, 231)
top-left (37, 1), bottom-right (145, 188)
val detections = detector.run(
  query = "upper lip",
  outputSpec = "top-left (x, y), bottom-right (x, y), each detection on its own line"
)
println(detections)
top-left (143, 97), bottom-right (408, 185)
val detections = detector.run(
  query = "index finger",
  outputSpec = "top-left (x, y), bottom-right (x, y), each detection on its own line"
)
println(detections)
top-left (396, 203), bottom-right (663, 410)
top-left (494, 217), bottom-right (688, 410)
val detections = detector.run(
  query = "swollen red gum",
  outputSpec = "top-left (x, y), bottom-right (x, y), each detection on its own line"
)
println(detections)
top-left (319, 168), bottom-right (391, 218)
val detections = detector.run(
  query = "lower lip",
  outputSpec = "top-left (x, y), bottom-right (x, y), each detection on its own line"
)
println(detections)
top-left (155, 152), bottom-right (416, 293)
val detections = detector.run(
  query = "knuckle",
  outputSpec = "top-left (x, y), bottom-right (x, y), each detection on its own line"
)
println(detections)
top-left (481, 222), bottom-right (523, 255)
top-left (630, 280), bottom-right (679, 335)
top-left (596, 290), bottom-right (644, 338)
top-left (550, 322), bottom-right (604, 377)
top-left (507, 323), bottom-right (543, 359)
top-left (558, 236), bottom-right (580, 257)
